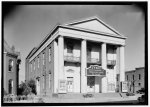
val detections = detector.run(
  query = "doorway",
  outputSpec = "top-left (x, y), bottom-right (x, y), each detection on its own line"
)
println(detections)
top-left (87, 76), bottom-right (95, 92)
top-left (67, 77), bottom-right (74, 93)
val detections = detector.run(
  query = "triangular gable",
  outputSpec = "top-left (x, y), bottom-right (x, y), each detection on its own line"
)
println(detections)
top-left (65, 17), bottom-right (123, 37)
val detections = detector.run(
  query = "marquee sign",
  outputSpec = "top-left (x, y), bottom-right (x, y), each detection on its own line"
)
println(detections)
top-left (86, 65), bottom-right (106, 76)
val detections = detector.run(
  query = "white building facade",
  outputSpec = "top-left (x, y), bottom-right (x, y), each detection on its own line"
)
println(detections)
top-left (26, 17), bottom-right (126, 95)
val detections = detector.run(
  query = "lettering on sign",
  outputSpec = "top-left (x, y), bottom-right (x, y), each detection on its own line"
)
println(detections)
top-left (86, 65), bottom-right (106, 76)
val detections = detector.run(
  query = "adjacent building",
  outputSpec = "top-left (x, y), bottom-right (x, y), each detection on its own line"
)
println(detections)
top-left (25, 16), bottom-right (126, 95)
top-left (125, 67), bottom-right (145, 93)
top-left (116, 67), bottom-right (145, 93)
top-left (3, 40), bottom-right (21, 95)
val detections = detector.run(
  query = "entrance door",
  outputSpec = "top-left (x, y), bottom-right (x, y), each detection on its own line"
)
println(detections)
top-left (87, 76), bottom-right (95, 92)
top-left (67, 77), bottom-right (73, 92)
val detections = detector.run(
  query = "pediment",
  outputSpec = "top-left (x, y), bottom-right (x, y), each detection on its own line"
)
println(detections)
top-left (66, 17), bottom-right (122, 36)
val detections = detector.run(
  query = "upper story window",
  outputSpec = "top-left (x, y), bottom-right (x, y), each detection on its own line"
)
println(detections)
top-left (67, 43), bottom-right (73, 54)
top-left (133, 75), bottom-right (134, 81)
top-left (43, 52), bottom-right (45, 65)
top-left (9, 59), bottom-right (14, 72)
top-left (38, 57), bottom-right (39, 68)
top-left (30, 63), bottom-right (32, 72)
top-left (49, 47), bottom-right (51, 62)
top-left (34, 61), bottom-right (35, 70)
top-left (139, 74), bottom-right (141, 80)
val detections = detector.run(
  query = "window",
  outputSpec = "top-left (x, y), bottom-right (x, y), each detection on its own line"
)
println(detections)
top-left (67, 44), bottom-right (73, 54)
top-left (49, 47), bottom-right (51, 62)
top-left (133, 75), bottom-right (134, 80)
top-left (49, 73), bottom-right (51, 88)
top-left (139, 74), bottom-right (141, 80)
top-left (43, 52), bottom-right (45, 65)
top-left (8, 79), bottom-right (13, 94)
top-left (34, 61), bottom-right (35, 70)
top-left (30, 63), bottom-right (32, 72)
top-left (43, 75), bottom-right (45, 89)
top-left (38, 57), bottom-right (39, 68)
top-left (139, 83), bottom-right (141, 86)
top-left (9, 59), bottom-right (13, 71)
top-left (87, 47), bottom-right (91, 58)
top-left (127, 75), bottom-right (128, 81)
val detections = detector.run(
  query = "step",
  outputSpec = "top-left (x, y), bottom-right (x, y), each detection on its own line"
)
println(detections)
top-left (52, 93), bottom-right (122, 99)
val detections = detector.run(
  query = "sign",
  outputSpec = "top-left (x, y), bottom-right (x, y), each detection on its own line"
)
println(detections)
top-left (58, 80), bottom-right (66, 93)
top-left (121, 81), bottom-right (128, 92)
top-left (86, 65), bottom-right (106, 76)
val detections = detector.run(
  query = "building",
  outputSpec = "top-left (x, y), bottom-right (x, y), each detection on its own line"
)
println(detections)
top-left (116, 67), bottom-right (145, 93)
top-left (3, 40), bottom-right (21, 95)
top-left (125, 67), bottom-right (145, 93)
top-left (25, 16), bottom-right (126, 95)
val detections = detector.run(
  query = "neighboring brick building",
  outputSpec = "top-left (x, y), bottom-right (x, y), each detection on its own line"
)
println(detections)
top-left (26, 16), bottom-right (126, 96)
top-left (125, 67), bottom-right (145, 93)
top-left (3, 40), bottom-right (21, 95)
top-left (116, 67), bottom-right (145, 93)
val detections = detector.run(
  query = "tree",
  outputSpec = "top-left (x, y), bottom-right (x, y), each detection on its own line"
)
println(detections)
top-left (27, 79), bottom-right (37, 95)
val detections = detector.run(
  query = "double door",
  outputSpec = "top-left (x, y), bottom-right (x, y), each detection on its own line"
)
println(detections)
top-left (67, 77), bottom-right (74, 92)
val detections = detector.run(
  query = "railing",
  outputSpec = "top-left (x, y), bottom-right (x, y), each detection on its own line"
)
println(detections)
top-left (107, 60), bottom-right (116, 65)
top-left (64, 56), bottom-right (81, 62)
top-left (87, 57), bottom-right (100, 64)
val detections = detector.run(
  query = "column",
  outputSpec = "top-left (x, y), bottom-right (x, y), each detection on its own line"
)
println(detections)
top-left (58, 36), bottom-right (64, 80)
top-left (81, 39), bottom-right (87, 93)
top-left (54, 40), bottom-right (58, 93)
top-left (101, 43), bottom-right (108, 93)
top-left (120, 46), bottom-right (125, 82)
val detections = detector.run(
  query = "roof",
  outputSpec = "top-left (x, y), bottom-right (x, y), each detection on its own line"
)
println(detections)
top-left (4, 40), bottom-right (20, 57)
top-left (64, 16), bottom-right (126, 38)
top-left (27, 16), bottom-right (126, 60)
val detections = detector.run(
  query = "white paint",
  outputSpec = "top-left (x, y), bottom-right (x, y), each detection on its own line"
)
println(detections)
top-left (72, 20), bottom-right (117, 35)
top-left (101, 43), bottom-right (107, 93)
top-left (60, 29), bottom-right (125, 45)
top-left (81, 39), bottom-right (87, 93)
top-left (58, 36), bottom-right (64, 80)
top-left (120, 46), bottom-right (125, 81)
top-left (64, 63), bottom-right (80, 93)
top-left (54, 40), bottom-right (59, 93)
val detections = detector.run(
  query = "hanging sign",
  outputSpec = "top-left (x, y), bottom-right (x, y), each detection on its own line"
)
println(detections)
top-left (121, 81), bottom-right (128, 93)
top-left (86, 65), bottom-right (106, 76)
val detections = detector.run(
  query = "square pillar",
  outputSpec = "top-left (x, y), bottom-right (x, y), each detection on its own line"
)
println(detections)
top-left (120, 46), bottom-right (125, 82)
top-left (58, 36), bottom-right (64, 80)
top-left (101, 43), bottom-right (108, 93)
top-left (54, 40), bottom-right (58, 93)
top-left (81, 39), bottom-right (87, 93)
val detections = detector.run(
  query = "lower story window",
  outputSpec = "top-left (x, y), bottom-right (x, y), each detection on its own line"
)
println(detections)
top-left (8, 79), bottom-right (13, 94)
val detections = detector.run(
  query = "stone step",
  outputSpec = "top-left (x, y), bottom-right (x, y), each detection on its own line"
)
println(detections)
top-left (52, 93), bottom-right (123, 99)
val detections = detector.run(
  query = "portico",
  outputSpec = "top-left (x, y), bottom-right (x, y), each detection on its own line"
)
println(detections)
top-left (26, 16), bottom-right (126, 95)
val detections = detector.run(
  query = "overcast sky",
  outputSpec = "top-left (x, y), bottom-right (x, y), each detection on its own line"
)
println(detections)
top-left (4, 5), bottom-right (145, 83)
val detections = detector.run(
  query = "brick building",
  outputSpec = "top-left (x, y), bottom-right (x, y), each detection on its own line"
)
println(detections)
top-left (116, 67), bottom-right (145, 93)
top-left (25, 16), bottom-right (126, 96)
top-left (3, 40), bottom-right (21, 95)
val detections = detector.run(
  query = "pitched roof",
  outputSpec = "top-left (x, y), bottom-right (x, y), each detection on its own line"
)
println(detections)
top-left (64, 16), bottom-right (126, 38)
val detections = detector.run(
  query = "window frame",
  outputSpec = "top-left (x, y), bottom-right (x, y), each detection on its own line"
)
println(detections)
top-left (8, 59), bottom-right (14, 72)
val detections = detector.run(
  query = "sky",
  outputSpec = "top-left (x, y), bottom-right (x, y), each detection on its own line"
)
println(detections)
top-left (4, 5), bottom-right (145, 83)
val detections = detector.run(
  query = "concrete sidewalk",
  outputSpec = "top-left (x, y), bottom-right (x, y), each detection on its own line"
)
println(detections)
top-left (42, 96), bottom-right (139, 103)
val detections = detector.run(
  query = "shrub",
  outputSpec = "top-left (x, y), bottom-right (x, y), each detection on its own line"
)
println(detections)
top-left (137, 88), bottom-right (145, 94)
